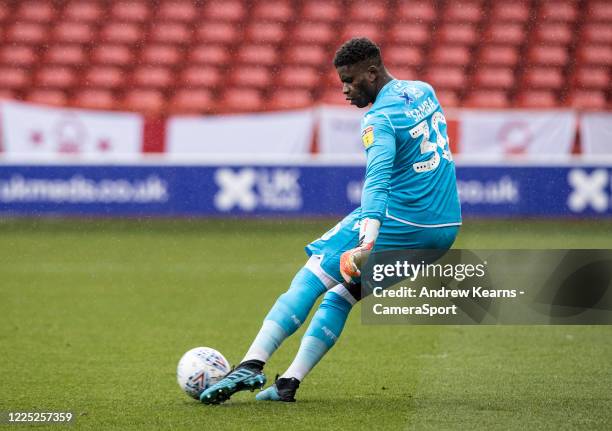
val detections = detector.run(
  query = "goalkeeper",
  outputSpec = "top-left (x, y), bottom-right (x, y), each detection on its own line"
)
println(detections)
top-left (201, 37), bottom-right (462, 404)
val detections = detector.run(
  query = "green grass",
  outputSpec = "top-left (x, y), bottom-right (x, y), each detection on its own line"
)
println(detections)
top-left (0, 219), bottom-right (611, 430)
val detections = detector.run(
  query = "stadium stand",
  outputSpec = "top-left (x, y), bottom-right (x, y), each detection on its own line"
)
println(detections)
top-left (0, 0), bottom-right (609, 113)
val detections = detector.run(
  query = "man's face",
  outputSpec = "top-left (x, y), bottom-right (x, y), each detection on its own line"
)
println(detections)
top-left (336, 63), bottom-right (376, 108)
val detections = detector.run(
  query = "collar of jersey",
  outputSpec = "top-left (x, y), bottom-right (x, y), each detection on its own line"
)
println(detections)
top-left (371, 79), bottom-right (397, 109)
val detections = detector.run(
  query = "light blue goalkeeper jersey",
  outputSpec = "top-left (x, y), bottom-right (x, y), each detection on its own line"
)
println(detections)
top-left (360, 79), bottom-right (462, 227)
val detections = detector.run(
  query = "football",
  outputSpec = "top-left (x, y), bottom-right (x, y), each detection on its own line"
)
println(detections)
top-left (176, 347), bottom-right (231, 399)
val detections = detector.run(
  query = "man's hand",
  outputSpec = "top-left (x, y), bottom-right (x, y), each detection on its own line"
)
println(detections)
top-left (339, 218), bottom-right (381, 283)
top-left (340, 241), bottom-right (374, 283)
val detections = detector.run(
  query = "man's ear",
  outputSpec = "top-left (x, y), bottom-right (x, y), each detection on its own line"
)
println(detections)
top-left (367, 64), bottom-right (379, 83)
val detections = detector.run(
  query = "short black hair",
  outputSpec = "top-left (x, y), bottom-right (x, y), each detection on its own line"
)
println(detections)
top-left (333, 37), bottom-right (382, 68)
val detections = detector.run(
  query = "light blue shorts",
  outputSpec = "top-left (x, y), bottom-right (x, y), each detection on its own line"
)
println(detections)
top-left (305, 208), bottom-right (460, 283)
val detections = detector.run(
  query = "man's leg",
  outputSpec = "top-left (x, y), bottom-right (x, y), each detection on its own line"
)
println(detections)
top-left (200, 209), bottom-right (361, 405)
top-left (241, 256), bottom-right (336, 365)
top-left (256, 282), bottom-right (360, 402)
top-left (200, 256), bottom-right (336, 404)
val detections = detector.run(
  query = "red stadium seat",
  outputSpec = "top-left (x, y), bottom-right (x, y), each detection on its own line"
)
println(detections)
top-left (516, 90), bottom-right (558, 108)
top-left (6, 22), bottom-right (47, 44)
top-left (169, 89), bottom-right (214, 114)
top-left (230, 67), bottom-right (272, 89)
top-left (0, 67), bottom-right (29, 89)
top-left (535, 24), bottom-right (573, 44)
top-left (150, 23), bottom-right (190, 44)
top-left (17, 1), bottom-right (55, 22)
top-left (203, 1), bottom-right (246, 21)
top-left (567, 90), bottom-right (607, 110)
top-left (158, 1), bottom-right (198, 22)
top-left (397, 1), bottom-right (436, 23)
top-left (268, 89), bottom-right (314, 110)
top-left (0, 46), bottom-right (37, 66)
top-left (349, 1), bottom-right (387, 22)
top-left (302, 1), bottom-right (341, 22)
top-left (141, 45), bottom-right (182, 66)
top-left (132, 66), bottom-right (173, 89)
top-left (73, 89), bottom-right (116, 110)
top-left (237, 45), bottom-right (278, 66)
top-left (582, 24), bottom-right (612, 44)
top-left (44, 45), bottom-right (86, 66)
top-left (425, 67), bottom-right (467, 90)
top-left (123, 89), bottom-right (165, 114)
top-left (36, 67), bottom-right (76, 89)
top-left (278, 66), bottom-right (319, 89)
top-left (528, 46), bottom-right (569, 67)
top-left (384, 45), bottom-right (424, 68)
top-left (523, 68), bottom-right (565, 90)
top-left (111, 2), bottom-right (149, 22)
top-left (435, 90), bottom-right (460, 108)
top-left (491, 3), bottom-right (530, 22)
top-left (84, 67), bottom-right (125, 89)
top-left (196, 23), bottom-right (239, 44)
top-left (478, 46), bottom-right (519, 66)
top-left (26, 89), bottom-right (67, 106)
top-left (0, 89), bottom-right (17, 100)
top-left (431, 46), bottom-right (471, 66)
top-left (388, 24), bottom-right (430, 45)
top-left (91, 45), bottom-right (134, 66)
top-left (473, 67), bottom-right (515, 90)
top-left (100, 23), bottom-right (143, 44)
top-left (573, 67), bottom-right (609, 90)
top-left (188, 45), bottom-right (230, 65)
top-left (465, 90), bottom-right (510, 108)
top-left (285, 45), bottom-right (327, 66)
top-left (253, 1), bottom-right (294, 22)
top-left (182, 66), bottom-right (222, 88)
top-left (293, 22), bottom-right (335, 44)
top-left (342, 23), bottom-right (384, 43)
top-left (64, 2), bottom-right (103, 22)
top-left (246, 23), bottom-right (286, 44)
top-left (438, 24), bottom-right (478, 45)
top-left (319, 88), bottom-right (349, 105)
top-left (539, 1), bottom-right (577, 22)
top-left (588, 2), bottom-right (612, 21)
top-left (484, 23), bottom-right (526, 45)
top-left (221, 88), bottom-right (264, 112)
top-left (388, 66), bottom-right (417, 81)
top-left (53, 22), bottom-right (95, 44)
top-left (578, 45), bottom-right (612, 66)
top-left (0, 4), bottom-right (8, 22)
top-left (444, 2), bottom-right (484, 23)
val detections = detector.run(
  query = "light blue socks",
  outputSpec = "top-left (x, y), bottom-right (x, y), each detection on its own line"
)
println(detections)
top-left (282, 288), bottom-right (354, 381)
top-left (242, 267), bottom-right (327, 362)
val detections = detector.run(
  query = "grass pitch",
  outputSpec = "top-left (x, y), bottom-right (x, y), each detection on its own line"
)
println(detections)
top-left (1, 219), bottom-right (611, 430)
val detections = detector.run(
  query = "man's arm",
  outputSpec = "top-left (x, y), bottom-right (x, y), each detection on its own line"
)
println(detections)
top-left (340, 115), bottom-right (396, 282)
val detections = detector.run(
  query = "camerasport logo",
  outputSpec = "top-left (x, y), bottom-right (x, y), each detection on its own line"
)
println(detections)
top-left (214, 168), bottom-right (302, 212)
top-left (567, 169), bottom-right (610, 213)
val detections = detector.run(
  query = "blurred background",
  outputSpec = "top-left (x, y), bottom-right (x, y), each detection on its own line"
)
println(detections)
top-left (0, 0), bottom-right (610, 218)
top-left (0, 0), bottom-right (609, 112)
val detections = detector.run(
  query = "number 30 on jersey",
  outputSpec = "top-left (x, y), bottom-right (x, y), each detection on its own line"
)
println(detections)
top-left (410, 111), bottom-right (452, 173)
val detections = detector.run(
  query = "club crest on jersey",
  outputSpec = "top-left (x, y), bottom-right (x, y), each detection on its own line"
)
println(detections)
top-left (361, 126), bottom-right (374, 148)
top-left (399, 91), bottom-right (414, 104)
